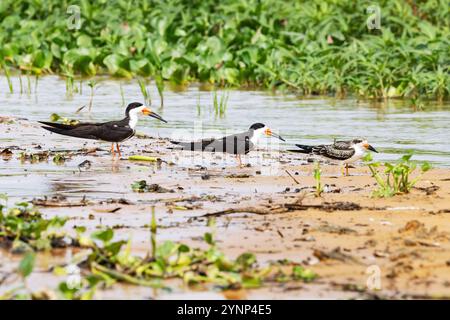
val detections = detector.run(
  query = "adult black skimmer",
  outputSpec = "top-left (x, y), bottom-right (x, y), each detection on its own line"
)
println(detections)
top-left (289, 138), bottom-right (378, 175)
top-left (39, 102), bottom-right (167, 157)
top-left (170, 123), bottom-right (285, 166)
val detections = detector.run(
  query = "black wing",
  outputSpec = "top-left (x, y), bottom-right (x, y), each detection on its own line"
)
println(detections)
top-left (171, 131), bottom-right (253, 155)
top-left (40, 120), bottom-right (134, 142)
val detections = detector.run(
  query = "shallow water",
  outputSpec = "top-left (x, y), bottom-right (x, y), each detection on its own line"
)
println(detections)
top-left (1, 75), bottom-right (449, 167)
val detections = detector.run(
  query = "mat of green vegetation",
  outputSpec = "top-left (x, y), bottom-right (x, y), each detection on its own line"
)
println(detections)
top-left (0, 0), bottom-right (449, 100)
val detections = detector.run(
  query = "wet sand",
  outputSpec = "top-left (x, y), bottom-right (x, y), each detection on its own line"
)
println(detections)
top-left (1, 117), bottom-right (450, 299)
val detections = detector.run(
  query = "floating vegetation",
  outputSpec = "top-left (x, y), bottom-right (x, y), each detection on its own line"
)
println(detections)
top-left (19, 151), bottom-right (50, 163)
top-left (52, 153), bottom-right (67, 164)
top-left (49, 113), bottom-right (79, 126)
top-left (0, 201), bottom-right (316, 299)
top-left (0, 1), bottom-right (447, 100)
top-left (131, 181), bottom-right (175, 193)
top-left (0, 200), bottom-right (72, 252)
top-left (364, 152), bottom-right (432, 197)
top-left (66, 220), bottom-right (316, 294)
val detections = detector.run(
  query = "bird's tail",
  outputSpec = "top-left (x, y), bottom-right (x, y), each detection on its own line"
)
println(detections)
top-left (38, 121), bottom-right (75, 130)
top-left (287, 144), bottom-right (315, 154)
top-left (40, 126), bottom-right (90, 139)
top-left (169, 140), bottom-right (208, 151)
top-left (169, 140), bottom-right (193, 150)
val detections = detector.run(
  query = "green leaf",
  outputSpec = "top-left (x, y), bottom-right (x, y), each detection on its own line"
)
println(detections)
top-left (204, 232), bottom-right (214, 245)
top-left (293, 265), bottom-right (316, 282)
top-left (421, 162), bottom-right (431, 172)
top-left (401, 153), bottom-right (413, 162)
top-left (178, 244), bottom-right (190, 253)
top-left (236, 253), bottom-right (256, 269)
top-left (157, 241), bottom-right (176, 259)
top-left (362, 153), bottom-right (373, 162)
top-left (103, 54), bottom-right (121, 74)
top-left (50, 113), bottom-right (61, 122)
top-left (91, 228), bottom-right (114, 244)
top-left (77, 35), bottom-right (92, 47)
top-left (18, 252), bottom-right (35, 278)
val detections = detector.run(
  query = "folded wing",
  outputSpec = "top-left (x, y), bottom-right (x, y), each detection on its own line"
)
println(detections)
top-left (171, 132), bottom-right (253, 155)
top-left (40, 121), bottom-right (134, 142)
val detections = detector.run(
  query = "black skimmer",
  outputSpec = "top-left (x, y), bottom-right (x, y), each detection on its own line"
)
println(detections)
top-left (170, 123), bottom-right (285, 166)
top-left (289, 138), bottom-right (378, 175)
top-left (39, 102), bottom-right (167, 157)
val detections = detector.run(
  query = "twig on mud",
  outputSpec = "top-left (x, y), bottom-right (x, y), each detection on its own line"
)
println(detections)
top-left (285, 201), bottom-right (362, 212)
top-left (202, 200), bottom-right (375, 218)
top-left (285, 170), bottom-right (300, 185)
top-left (313, 247), bottom-right (361, 264)
top-left (31, 195), bottom-right (90, 207)
top-left (202, 205), bottom-right (289, 218)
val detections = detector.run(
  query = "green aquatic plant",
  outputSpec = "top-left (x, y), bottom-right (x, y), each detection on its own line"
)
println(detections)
top-left (213, 91), bottom-right (229, 118)
top-left (87, 80), bottom-right (98, 112)
top-left (1, 62), bottom-right (14, 93)
top-left (154, 74), bottom-right (165, 108)
top-left (76, 224), bottom-right (316, 290)
top-left (196, 94), bottom-right (202, 116)
top-left (0, 1), bottom-right (447, 100)
top-left (0, 201), bottom-right (70, 251)
top-left (52, 153), bottom-right (67, 164)
top-left (137, 78), bottom-right (151, 106)
top-left (131, 181), bottom-right (174, 193)
top-left (0, 252), bottom-right (36, 300)
top-left (313, 162), bottom-right (324, 197)
top-left (364, 152), bottom-right (432, 198)
top-left (0, 200), bottom-right (316, 299)
top-left (150, 206), bottom-right (157, 259)
top-left (119, 82), bottom-right (125, 107)
top-left (49, 113), bottom-right (79, 125)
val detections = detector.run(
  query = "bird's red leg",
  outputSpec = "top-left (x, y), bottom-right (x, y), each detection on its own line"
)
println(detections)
top-left (116, 143), bottom-right (122, 158)
top-left (111, 143), bottom-right (115, 157)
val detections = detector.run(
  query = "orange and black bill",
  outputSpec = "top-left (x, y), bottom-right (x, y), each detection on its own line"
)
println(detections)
top-left (142, 108), bottom-right (167, 123)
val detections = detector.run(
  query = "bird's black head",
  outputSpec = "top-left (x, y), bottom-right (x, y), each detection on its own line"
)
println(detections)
top-left (249, 123), bottom-right (265, 130)
top-left (125, 102), bottom-right (144, 116)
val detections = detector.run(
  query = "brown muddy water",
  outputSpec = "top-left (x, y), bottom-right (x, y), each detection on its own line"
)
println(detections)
top-left (1, 76), bottom-right (450, 299)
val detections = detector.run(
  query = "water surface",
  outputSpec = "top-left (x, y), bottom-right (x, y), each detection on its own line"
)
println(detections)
top-left (1, 76), bottom-right (449, 166)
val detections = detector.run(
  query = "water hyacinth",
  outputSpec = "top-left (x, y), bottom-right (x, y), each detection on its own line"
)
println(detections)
top-left (0, 0), bottom-right (448, 100)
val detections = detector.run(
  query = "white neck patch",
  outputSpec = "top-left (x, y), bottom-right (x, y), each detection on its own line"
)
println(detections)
top-left (353, 143), bottom-right (367, 157)
top-left (128, 106), bottom-right (144, 129)
top-left (250, 127), bottom-right (266, 145)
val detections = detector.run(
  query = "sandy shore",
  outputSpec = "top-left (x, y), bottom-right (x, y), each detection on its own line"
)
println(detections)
top-left (1, 117), bottom-right (450, 299)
